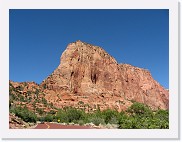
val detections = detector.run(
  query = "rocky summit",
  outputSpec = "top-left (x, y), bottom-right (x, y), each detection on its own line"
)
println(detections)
top-left (39, 40), bottom-right (169, 112)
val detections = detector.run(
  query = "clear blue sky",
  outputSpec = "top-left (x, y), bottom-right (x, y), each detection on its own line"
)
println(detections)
top-left (10, 9), bottom-right (169, 89)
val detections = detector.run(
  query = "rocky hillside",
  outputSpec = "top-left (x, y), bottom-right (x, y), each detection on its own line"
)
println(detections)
top-left (9, 81), bottom-right (57, 116)
top-left (39, 40), bottom-right (169, 112)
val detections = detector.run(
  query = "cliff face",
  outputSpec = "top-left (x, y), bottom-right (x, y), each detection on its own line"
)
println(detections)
top-left (40, 40), bottom-right (169, 111)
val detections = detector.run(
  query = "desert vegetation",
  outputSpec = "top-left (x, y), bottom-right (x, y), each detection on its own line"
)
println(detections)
top-left (53, 102), bottom-right (169, 129)
top-left (10, 101), bottom-right (169, 129)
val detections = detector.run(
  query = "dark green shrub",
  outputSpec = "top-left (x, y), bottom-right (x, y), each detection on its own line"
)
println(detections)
top-left (152, 109), bottom-right (169, 128)
top-left (36, 108), bottom-right (44, 115)
top-left (32, 101), bottom-right (36, 108)
top-left (55, 107), bottom-right (85, 123)
top-left (27, 91), bottom-right (31, 96)
top-left (55, 109), bottom-right (69, 123)
top-left (127, 102), bottom-right (153, 118)
top-left (44, 114), bottom-right (53, 122)
top-left (43, 84), bottom-right (47, 89)
top-left (154, 109), bottom-right (169, 121)
top-left (78, 120), bottom-right (85, 126)
top-left (39, 116), bottom-right (45, 122)
top-left (78, 101), bottom-right (84, 105)
top-left (118, 112), bottom-right (131, 128)
top-left (35, 88), bottom-right (40, 95)
top-left (42, 98), bottom-right (48, 105)
top-left (66, 107), bottom-right (85, 122)
top-left (9, 94), bottom-right (15, 107)
top-left (50, 102), bottom-right (54, 108)
top-left (19, 95), bottom-right (25, 102)
top-left (48, 110), bottom-right (56, 115)
top-left (89, 116), bottom-right (105, 126)
top-left (10, 106), bottom-right (37, 123)
top-left (101, 109), bottom-right (119, 124)
top-left (16, 86), bottom-right (24, 91)
top-left (108, 116), bottom-right (118, 124)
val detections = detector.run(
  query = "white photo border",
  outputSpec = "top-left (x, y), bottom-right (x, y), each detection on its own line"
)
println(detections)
top-left (0, 0), bottom-right (179, 139)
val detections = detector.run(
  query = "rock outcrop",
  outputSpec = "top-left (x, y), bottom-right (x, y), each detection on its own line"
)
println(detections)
top-left (41, 40), bottom-right (169, 111)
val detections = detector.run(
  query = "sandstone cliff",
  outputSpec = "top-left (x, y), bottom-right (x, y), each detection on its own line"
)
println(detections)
top-left (40, 40), bottom-right (169, 111)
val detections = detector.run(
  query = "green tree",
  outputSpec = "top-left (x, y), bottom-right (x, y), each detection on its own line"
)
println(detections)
top-left (127, 102), bottom-right (153, 118)
top-left (102, 109), bottom-right (119, 124)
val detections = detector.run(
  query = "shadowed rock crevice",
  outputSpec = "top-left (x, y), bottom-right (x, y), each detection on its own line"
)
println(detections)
top-left (91, 72), bottom-right (97, 84)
